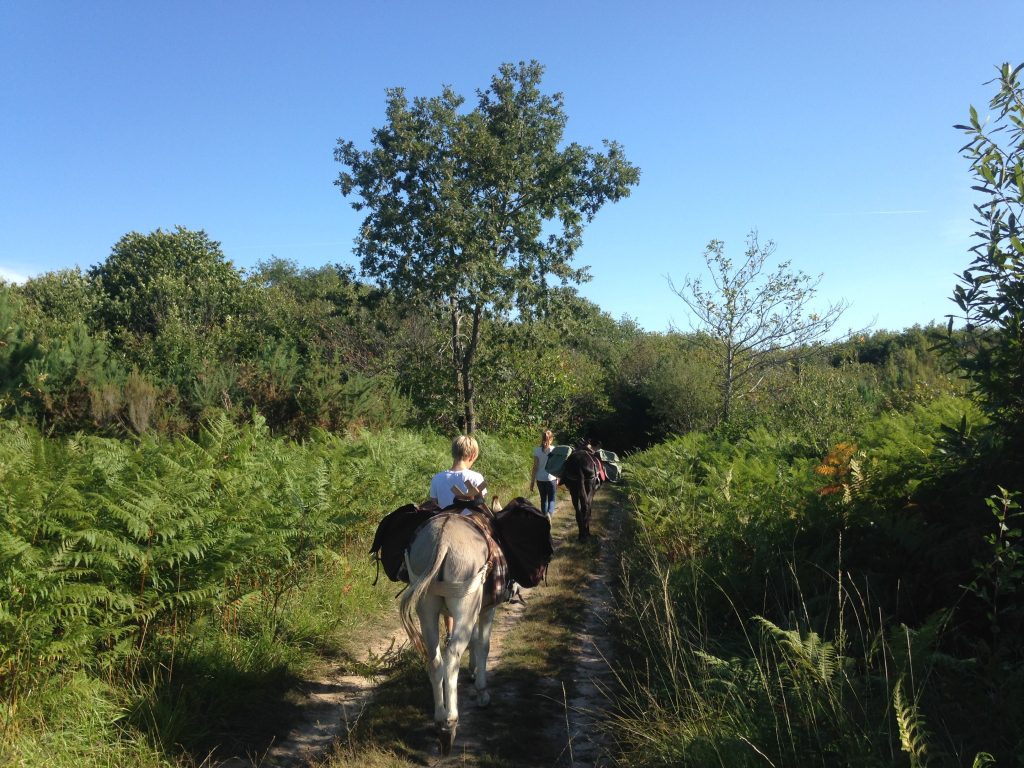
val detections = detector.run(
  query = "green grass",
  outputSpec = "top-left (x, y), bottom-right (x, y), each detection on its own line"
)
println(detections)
top-left (1, 673), bottom-right (178, 768)
top-left (0, 422), bottom-right (537, 767)
top-left (607, 395), bottom-right (1020, 766)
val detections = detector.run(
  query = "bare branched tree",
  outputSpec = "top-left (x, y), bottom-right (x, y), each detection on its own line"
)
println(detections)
top-left (669, 230), bottom-right (851, 424)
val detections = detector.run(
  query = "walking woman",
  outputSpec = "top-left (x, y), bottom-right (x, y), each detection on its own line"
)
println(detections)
top-left (530, 429), bottom-right (558, 517)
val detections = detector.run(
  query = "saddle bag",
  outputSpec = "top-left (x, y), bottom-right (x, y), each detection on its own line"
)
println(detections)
top-left (494, 497), bottom-right (553, 587)
top-left (598, 449), bottom-right (623, 483)
top-left (369, 503), bottom-right (437, 582)
top-left (544, 445), bottom-right (573, 478)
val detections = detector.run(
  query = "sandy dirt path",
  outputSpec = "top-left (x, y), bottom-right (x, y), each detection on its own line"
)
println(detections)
top-left (552, 494), bottom-right (623, 768)
top-left (218, 487), bottom-right (626, 768)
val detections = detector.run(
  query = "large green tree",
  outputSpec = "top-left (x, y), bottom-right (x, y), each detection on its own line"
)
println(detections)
top-left (950, 63), bottom-right (1024, 445)
top-left (89, 226), bottom-right (245, 386)
top-left (90, 227), bottom-right (244, 341)
top-left (335, 60), bottom-right (639, 433)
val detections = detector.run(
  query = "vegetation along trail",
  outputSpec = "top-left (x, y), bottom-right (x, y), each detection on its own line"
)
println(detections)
top-left (220, 487), bottom-right (627, 768)
top-left (5, 61), bottom-right (1023, 768)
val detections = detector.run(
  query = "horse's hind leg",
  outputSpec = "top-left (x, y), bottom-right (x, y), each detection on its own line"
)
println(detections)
top-left (569, 485), bottom-right (589, 540)
top-left (581, 479), bottom-right (597, 539)
top-left (441, 590), bottom-right (482, 729)
top-left (468, 617), bottom-right (478, 677)
top-left (470, 606), bottom-right (496, 707)
top-left (416, 594), bottom-right (446, 724)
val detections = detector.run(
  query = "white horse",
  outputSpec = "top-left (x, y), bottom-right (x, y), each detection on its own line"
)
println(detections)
top-left (399, 507), bottom-right (499, 755)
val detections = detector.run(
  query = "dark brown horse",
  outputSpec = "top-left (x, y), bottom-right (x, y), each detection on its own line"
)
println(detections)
top-left (561, 442), bottom-right (603, 541)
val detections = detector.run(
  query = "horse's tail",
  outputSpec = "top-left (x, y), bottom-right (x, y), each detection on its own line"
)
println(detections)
top-left (399, 518), bottom-right (450, 659)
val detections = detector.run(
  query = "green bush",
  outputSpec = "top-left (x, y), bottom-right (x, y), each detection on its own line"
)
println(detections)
top-left (615, 395), bottom-right (1017, 764)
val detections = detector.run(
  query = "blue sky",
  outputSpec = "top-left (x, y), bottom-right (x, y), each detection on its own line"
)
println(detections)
top-left (3, 1), bottom-right (1022, 335)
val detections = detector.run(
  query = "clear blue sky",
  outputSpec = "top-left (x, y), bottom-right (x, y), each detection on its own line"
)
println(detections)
top-left (3, 1), bottom-right (1022, 335)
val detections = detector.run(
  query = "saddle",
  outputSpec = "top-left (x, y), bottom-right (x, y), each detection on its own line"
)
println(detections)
top-left (461, 510), bottom-right (511, 607)
top-left (369, 497), bottom-right (553, 601)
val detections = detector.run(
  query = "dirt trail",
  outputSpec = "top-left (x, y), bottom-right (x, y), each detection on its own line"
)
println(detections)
top-left (217, 625), bottom-right (404, 768)
top-left (218, 489), bottom-right (625, 768)
top-left (553, 496), bottom-right (622, 768)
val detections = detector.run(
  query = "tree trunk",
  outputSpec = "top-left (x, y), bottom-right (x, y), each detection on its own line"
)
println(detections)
top-left (448, 301), bottom-right (483, 435)
top-left (460, 304), bottom-right (483, 434)
top-left (722, 344), bottom-right (735, 424)
top-left (462, 363), bottom-right (475, 434)
top-left (449, 304), bottom-right (467, 432)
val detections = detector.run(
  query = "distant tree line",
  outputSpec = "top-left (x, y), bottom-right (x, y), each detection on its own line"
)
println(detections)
top-left (0, 222), bottom-right (963, 451)
top-left (0, 58), bottom-right (986, 451)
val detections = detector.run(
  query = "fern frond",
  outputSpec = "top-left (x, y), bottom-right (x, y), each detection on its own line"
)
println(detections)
top-left (754, 615), bottom-right (841, 688)
top-left (894, 677), bottom-right (931, 768)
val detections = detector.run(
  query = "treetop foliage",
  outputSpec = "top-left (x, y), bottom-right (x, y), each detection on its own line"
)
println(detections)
top-left (947, 62), bottom-right (1024, 444)
top-left (334, 60), bottom-right (640, 432)
top-left (335, 60), bottom-right (640, 318)
top-left (89, 226), bottom-right (244, 339)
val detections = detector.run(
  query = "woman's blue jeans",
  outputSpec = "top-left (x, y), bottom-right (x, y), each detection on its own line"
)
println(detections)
top-left (537, 480), bottom-right (556, 516)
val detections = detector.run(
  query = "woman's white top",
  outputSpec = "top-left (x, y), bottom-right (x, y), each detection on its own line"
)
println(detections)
top-left (533, 445), bottom-right (555, 482)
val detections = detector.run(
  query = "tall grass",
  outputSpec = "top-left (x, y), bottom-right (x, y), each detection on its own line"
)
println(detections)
top-left (0, 416), bottom-right (533, 766)
top-left (612, 519), bottom-right (902, 766)
top-left (610, 395), bottom-right (1016, 765)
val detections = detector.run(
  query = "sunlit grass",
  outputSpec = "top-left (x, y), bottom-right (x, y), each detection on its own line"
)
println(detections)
top-left (0, 424), bottom-right (537, 767)
top-left (1, 673), bottom-right (183, 768)
top-left (607, 397), bottom-right (1011, 765)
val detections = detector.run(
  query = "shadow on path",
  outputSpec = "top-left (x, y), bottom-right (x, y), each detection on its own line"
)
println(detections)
top-left (215, 486), bottom-right (627, 768)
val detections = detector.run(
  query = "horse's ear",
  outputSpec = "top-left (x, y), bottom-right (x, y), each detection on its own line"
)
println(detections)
top-left (490, 497), bottom-right (502, 513)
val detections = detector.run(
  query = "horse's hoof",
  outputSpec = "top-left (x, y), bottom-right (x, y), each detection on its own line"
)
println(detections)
top-left (476, 689), bottom-right (491, 708)
top-left (437, 720), bottom-right (458, 756)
